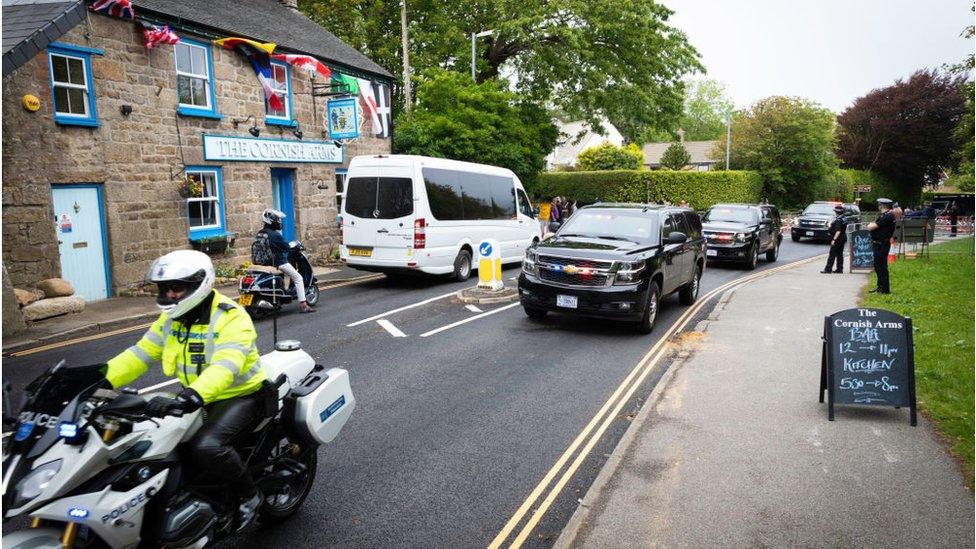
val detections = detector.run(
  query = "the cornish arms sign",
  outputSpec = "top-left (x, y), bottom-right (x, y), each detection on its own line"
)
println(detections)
top-left (202, 134), bottom-right (342, 163)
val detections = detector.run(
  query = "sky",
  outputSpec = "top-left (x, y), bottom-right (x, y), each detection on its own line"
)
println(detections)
top-left (662, 0), bottom-right (974, 113)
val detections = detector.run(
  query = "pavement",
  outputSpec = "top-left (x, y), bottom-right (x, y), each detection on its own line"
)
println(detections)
top-left (555, 259), bottom-right (975, 548)
top-left (1, 264), bottom-right (374, 355)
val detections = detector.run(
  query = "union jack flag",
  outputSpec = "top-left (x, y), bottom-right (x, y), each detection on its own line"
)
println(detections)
top-left (90, 0), bottom-right (134, 20)
top-left (141, 22), bottom-right (179, 49)
top-left (270, 54), bottom-right (331, 81)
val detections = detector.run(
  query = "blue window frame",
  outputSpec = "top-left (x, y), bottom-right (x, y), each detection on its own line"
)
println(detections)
top-left (47, 43), bottom-right (101, 127)
top-left (185, 167), bottom-right (226, 239)
top-left (174, 38), bottom-right (221, 119)
top-left (264, 60), bottom-right (295, 126)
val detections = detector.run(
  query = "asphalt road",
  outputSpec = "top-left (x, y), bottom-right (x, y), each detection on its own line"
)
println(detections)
top-left (3, 239), bottom-right (827, 547)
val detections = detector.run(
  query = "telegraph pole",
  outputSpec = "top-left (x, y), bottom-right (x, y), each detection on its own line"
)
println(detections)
top-left (401, 0), bottom-right (412, 112)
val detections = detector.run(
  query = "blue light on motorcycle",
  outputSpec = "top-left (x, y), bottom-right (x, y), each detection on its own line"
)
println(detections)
top-left (57, 422), bottom-right (78, 439)
top-left (14, 422), bottom-right (34, 441)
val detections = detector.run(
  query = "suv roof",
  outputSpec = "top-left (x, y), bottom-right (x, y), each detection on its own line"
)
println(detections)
top-left (709, 203), bottom-right (776, 209)
top-left (579, 203), bottom-right (692, 212)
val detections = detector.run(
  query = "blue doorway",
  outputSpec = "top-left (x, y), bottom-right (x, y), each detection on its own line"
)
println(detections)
top-left (271, 168), bottom-right (295, 242)
top-left (51, 184), bottom-right (110, 300)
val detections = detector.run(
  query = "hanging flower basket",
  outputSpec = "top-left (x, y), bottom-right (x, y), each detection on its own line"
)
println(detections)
top-left (176, 175), bottom-right (203, 199)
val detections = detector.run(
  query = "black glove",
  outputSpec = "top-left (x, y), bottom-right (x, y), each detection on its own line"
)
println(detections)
top-left (176, 388), bottom-right (204, 413)
top-left (146, 396), bottom-right (184, 417)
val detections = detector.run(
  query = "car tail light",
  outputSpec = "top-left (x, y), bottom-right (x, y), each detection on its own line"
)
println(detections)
top-left (414, 218), bottom-right (426, 249)
top-left (338, 215), bottom-right (343, 246)
top-left (241, 276), bottom-right (255, 286)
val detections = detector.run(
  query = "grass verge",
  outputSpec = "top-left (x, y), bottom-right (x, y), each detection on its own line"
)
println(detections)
top-left (862, 237), bottom-right (975, 485)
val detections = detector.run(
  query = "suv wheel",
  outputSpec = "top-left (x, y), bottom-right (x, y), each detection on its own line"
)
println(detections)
top-left (745, 244), bottom-right (758, 270)
top-left (766, 238), bottom-right (780, 262)
top-left (679, 266), bottom-right (701, 305)
top-left (636, 281), bottom-right (661, 334)
top-left (791, 232), bottom-right (800, 242)
top-left (453, 249), bottom-right (472, 281)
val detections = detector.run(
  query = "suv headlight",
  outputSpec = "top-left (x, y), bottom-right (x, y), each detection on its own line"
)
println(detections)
top-left (522, 249), bottom-right (538, 276)
top-left (614, 260), bottom-right (645, 285)
top-left (791, 218), bottom-right (800, 227)
top-left (13, 459), bottom-right (62, 508)
top-left (734, 232), bottom-right (751, 243)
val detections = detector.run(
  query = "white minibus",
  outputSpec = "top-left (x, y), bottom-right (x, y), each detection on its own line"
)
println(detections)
top-left (340, 155), bottom-right (540, 280)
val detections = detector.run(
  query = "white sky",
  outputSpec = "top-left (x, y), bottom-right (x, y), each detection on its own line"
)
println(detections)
top-left (663, 0), bottom-right (974, 113)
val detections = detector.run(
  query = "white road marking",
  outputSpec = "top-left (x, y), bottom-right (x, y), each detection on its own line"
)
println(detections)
top-left (138, 379), bottom-right (180, 394)
top-left (420, 302), bottom-right (520, 338)
top-left (377, 319), bottom-right (407, 337)
top-left (346, 290), bottom-right (457, 327)
top-left (465, 304), bottom-right (483, 313)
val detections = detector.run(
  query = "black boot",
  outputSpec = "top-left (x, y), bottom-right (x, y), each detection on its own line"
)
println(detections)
top-left (236, 490), bottom-right (262, 532)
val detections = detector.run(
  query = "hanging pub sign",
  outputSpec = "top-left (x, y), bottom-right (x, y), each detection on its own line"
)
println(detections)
top-left (327, 97), bottom-right (359, 140)
top-left (819, 307), bottom-right (917, 425)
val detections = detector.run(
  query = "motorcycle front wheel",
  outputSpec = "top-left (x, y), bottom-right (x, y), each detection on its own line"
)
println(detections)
top-left (259, 438), bottom-right (318, 524)
top-left (304, 283), bottom-right (320, 306)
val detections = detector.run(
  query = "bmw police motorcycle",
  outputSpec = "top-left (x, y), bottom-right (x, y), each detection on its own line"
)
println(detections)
top-left (2, 343), bottom-right (354, 548)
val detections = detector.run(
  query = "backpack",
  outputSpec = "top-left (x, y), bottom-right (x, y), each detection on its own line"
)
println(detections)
top-left (251, 229), bottom-right (275, 266)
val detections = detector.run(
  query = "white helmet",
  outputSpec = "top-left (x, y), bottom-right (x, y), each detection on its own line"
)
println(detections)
top-left (146, 250), bottom-right (215, 319)
top-left (262, 208), bottom-right (286, 229)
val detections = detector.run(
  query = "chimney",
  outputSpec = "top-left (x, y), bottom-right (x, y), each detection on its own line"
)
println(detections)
top-left (278, 0), bottom-right (299, 11)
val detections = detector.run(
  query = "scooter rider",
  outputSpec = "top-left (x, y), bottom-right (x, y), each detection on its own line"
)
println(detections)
top-left (258, 208), bottom-right (315, 313)
top-left (104, 250), bottom-right (269, 529)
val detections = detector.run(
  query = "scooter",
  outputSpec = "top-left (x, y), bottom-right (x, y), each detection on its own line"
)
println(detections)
top-left (239, 241), bottom-right (319, 318)
top-left (2, 334), bottom-right (355, 549)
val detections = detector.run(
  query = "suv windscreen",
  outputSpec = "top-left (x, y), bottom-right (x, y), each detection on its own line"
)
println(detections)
top-left (703, 207), bottom-right (758, 224)
top-left (558, 209), bottom-right (658, 244)
top-left (345, 177), bottom-right (413, 219)
top-left (802, 203), bottom-right (837, 215)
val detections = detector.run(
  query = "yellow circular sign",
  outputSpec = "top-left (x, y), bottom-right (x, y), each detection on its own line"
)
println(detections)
top-left (22, 94), bottom-right (41, 112)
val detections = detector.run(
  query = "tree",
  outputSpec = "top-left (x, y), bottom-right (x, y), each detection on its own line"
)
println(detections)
top-left (393, 71), bottom-right (558, 186)
top-left (301, 0), bottom-right (702, 142)
top-left (576, 143), bottom-right (644, 171)
top-left (946, 81), bottom-right (975, 193)
top-left (836, 70), bottom-right (967, 201)
top-left (659, 142), bottom-right (691, 170)
top-left (679, 79), bottom-right (734, 141)
top-left (712, 96), bottom-right (837, 207)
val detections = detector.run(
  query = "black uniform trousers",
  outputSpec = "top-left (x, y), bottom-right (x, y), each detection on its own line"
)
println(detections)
top-left (824, 239), bottom-right (846, 272)
top-left (185, 388), bottom-right (267, 495)
top-left (872, 240), bottom-right (891, 293)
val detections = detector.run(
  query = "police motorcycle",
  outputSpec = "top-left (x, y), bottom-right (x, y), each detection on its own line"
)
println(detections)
top-left (239, 241), bottom-right (319, 318)
top-left (2, 339), bottom-right (355, 549)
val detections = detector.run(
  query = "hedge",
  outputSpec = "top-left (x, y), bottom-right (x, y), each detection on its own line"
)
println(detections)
top-left (528, 170), bottom-right (764, 211)
top-left (834, 169), bottom-right (905, 210)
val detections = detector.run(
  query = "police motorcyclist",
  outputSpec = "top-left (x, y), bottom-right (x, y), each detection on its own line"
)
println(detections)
top-left (257, 209), bottom-right (315, 313)
top-left (821, 204), bottom-right (848, 274)
top-left (867, 198), bottom-right (896, 294)
top-left (104, 250), bottom-right (270, 528)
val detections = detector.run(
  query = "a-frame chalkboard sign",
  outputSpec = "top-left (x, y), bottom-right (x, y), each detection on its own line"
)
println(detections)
top-left (820, 307), bottom-right (917, 426)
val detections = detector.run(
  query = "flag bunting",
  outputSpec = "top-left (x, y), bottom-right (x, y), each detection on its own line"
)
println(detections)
top-left (214, 37), bottom-right (283, 112)
top-left (271, 54), bottom-right (331, 80)
top-left (90, 0), bottom-right (135, 19)
top-left (140, 21), bottom-right (179, 49)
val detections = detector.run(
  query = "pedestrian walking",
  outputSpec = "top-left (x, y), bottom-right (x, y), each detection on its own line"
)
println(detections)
top-left (867, 198), bottom-right (896, 294)
top-left (549, 196), bottom-right (562, 232)
top-left (821, 204), bottom-right (848, 273)
top-left (944, 201), bottom-right (960, 237)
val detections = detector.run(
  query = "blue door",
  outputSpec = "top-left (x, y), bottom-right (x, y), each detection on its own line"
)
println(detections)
top-left (271, 169), bottom-right (295, 242)
top-left (51, 185), bottom-right (110, 300)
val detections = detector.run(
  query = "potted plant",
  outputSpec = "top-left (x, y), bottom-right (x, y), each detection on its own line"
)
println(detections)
top-left (190, 234), bottom-right (229, 254)
top-left (176, 175), bottom-right (203, 199)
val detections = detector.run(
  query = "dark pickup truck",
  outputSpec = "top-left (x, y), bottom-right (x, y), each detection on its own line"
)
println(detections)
top-left (517, 204), bottom-right (706, 333)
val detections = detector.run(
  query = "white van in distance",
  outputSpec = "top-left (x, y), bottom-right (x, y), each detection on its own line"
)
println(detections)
top-left (340, 155), bottom-right (541, 280)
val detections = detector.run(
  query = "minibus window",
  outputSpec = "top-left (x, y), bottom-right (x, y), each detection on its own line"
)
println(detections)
top-left (345, 177), bottom-right (413, 219)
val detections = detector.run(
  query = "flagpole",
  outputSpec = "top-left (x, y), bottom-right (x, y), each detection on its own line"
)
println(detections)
top-left (401, 0), bottom-right (412, 112)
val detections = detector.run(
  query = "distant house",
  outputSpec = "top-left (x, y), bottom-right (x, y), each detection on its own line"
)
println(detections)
top-left (643, 140), bottom-right (720, 171)
top-left (546, 119), bottom-right (624, 170)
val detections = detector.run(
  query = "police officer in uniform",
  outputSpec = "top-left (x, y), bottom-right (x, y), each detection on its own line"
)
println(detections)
top-left (821, 204), bottom-right (848, 273)
top-left (868, 198), bottom-right (896, 294)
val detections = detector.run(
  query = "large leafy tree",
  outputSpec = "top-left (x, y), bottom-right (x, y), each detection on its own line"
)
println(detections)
top-left (836, 70), bottom-right (967, 200)
top-left (713, 96), bottom-right (837, 207)
top-left (301, 0), bottom-right (702, 142)
top-left (679, 79), bottom-right (734, 141)
top-left (393, 71), bottom-right (558, 185)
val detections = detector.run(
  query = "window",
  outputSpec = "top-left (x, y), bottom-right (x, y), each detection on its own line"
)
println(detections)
top-left (265, 61), bottom-right (293, 125)
top-left (423, 168), bottom-right (463, 220)
top-left (517, 189), bottom-right (534, 218)
top-left (422, 168), bottom-right (516, 220)
top-left (344, 177), bottom-right (413, 219)
top-left (174, 39), bottom-right (219, 119)
top-left (47, 43), bottom-right (99, 127)
top-left (185, 168), bottom-right (225, 237)
top-left (662, 215), bottom-right (678, 238)
top-left (335, 169), bottom-right (347, 213)
top-left (682, 212), bottom-right (702, 239)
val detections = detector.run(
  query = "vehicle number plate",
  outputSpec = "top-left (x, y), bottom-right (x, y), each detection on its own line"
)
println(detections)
top-left (348, 247), bottom-right (372, 257)
top-left (805, 231), bottom-right (814, 236)
top-left (238, 294), bottom-right (253, 306)
top-left (706, 249), bottom-right (718, 257)
top-left (556, 295), bottom-right (578, 308)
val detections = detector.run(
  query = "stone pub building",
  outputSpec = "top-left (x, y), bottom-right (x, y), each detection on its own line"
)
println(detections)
top-left (2, 0), bottom-right (393, 300)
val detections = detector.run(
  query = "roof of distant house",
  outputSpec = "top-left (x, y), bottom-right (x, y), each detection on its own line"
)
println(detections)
top-left (2, 0), bottom-right (391, 79)
top-left (643, 140), bottom-right (719, 165)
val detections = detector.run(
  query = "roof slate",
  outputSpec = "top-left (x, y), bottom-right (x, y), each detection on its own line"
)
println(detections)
top-left (2, 0), bottom-right (86, 77)
top-left (642, 140), bottom-right (720, 166)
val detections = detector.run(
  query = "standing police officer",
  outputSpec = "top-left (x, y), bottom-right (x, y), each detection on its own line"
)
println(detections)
top-left (868, 198), bottom-right (896, 294)
top-left (821, 204), bottom-right (848, 273)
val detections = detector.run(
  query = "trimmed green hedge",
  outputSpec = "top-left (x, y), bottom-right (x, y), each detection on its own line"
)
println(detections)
top-left (833, 169), bottom-right (906, 209)
top-left (529, 170), bottom-right (763, 211)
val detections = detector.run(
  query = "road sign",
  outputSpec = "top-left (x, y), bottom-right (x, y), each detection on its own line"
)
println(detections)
top-left (477, 239), bottom-right (503, 290)
top-left (855, 185), bottom-right (872, 193)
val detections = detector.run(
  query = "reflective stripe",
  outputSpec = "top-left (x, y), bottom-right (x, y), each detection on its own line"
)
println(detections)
top-left (209, 359), bottom-right (241, 376)
top-left (213, 342), bottom-right (250, 356)
top-left (128, 345), bottom-right (161, 368)
top-left (144, 329), bottom-right (164, 347)
top-left (234, 359), bottom-right (264, 385)
top-left (204, 305), bottom-right (229, 361)
top-left (160, 318), bottom-right (174, 342)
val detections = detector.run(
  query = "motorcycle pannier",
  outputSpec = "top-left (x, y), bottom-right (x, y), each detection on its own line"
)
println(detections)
top-left (283, 365), bottom-right (356, 445)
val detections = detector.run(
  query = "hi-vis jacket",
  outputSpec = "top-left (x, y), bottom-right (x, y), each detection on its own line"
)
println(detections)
top-left (106, 291), bottom-right (265, 404)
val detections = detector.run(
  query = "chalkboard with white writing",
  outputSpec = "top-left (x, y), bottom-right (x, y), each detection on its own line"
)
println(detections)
top-left (819, 307), bottom-right (917, 425)
top-left (849, 230), bottom-right (874, 271)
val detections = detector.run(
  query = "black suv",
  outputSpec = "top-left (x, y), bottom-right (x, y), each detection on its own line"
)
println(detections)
top-left (791, 201), bottom-right (860, 242)
top-left (518, 204), bottom-right (706, 334)
top-left (701, 203), bottom-right (782, 269)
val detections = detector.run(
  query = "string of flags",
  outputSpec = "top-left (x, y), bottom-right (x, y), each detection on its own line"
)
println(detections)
top-left (141, 22), bottom-right (179, 49)
top-left (90, 0), bottom-right (134, 20)
top-left (214, 37), bottom-right (284, 112)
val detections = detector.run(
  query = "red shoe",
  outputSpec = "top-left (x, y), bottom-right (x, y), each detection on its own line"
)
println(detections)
top-left (299, 302), bottom-right (316, 313)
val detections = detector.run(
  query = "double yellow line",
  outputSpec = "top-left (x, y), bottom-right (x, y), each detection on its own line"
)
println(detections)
top-left (489, 255), bottom-right (825, 548)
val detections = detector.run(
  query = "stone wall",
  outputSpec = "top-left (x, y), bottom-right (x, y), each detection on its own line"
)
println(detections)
top-left (1, 14), bottom-right (390, 292)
